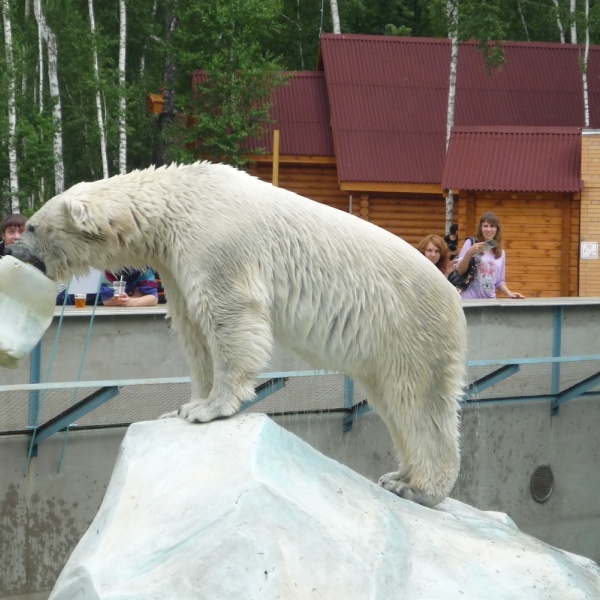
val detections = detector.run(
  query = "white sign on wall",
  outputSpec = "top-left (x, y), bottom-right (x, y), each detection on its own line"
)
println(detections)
top-left (580, 242), bottom-right (599, 260)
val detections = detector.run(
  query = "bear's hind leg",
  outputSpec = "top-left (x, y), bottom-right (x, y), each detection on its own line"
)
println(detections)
top-left (375, 386), bottom-right (461, 508)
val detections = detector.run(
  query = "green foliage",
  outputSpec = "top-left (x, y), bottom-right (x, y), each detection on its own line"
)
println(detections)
top-left (344, 0), bottom-right (433, 38)
top-left (428, 0), bottom-right (505, 70)
top-left (271, 0), bottom-right (326, 70)
top-left (1, 0), bottom-right (599, 213)
top-left (167, 0), bottom-right (287, 167)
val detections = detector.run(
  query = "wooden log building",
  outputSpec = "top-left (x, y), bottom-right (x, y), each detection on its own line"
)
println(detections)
top-left (192, 34), bottom-right (600, 298)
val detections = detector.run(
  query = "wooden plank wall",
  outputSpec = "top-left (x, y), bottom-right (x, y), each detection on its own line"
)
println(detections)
top-left (364, 195), bottom-right (447, 246)
top-left (248, 164), bottom-right (449, 245)
top-left (455, 193), bottom-right (580, 298)
top-left (248, 162), bottom-right (350, 212)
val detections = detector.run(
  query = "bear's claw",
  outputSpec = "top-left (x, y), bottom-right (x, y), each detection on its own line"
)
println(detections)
top-left (177, 399), bottom-right (238, 423)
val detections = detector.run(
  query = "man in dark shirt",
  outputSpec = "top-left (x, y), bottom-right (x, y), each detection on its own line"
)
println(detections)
top-left (444, 223), bottom-right (459, 260)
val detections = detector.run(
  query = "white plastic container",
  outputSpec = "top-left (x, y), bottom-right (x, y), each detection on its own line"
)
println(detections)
top-left (0, 255), bottom-right (57, 368)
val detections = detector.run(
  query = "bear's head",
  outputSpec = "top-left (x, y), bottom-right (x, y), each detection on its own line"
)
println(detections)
top-left (7, 181), bottom-right (139, 281)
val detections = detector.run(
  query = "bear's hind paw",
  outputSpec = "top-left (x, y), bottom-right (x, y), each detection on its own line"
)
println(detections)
top-left (379, 473), bottom-right (436, 507)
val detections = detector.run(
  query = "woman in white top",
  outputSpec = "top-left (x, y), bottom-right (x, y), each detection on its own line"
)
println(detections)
top-left (457, 212), bottom-right (524, 300)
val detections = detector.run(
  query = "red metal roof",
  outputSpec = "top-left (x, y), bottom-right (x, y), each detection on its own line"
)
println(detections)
top-left (248, 72), bottom-right (334, 156)
top-left (442, 126), bottom-right (582, 192)
top-left (319, 34), bottom-right (600, 185)
top-left (191, 71), bottom-right (335, 157)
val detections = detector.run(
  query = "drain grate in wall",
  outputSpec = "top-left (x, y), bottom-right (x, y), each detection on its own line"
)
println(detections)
top-left (530, 465), bottom-right (554, 503)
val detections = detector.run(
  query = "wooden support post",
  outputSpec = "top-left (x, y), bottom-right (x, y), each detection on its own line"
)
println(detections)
top-left (272, 130), bottom-right (280, 187)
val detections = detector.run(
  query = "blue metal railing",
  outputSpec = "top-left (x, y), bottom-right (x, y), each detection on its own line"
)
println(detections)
top-left (4, 356), bottom-right (600, 460)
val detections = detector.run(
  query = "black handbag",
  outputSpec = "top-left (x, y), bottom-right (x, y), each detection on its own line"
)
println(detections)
top-left (447, 238), bottom-right (477, 291)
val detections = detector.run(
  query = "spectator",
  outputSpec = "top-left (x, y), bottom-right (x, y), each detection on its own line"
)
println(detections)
top-left (154, 270), bottom-right (167, 304)
top-left (444, 224), bottom-right (459, 260)
top-left (456, 212), bottom-right (525, 299)
top-left (100, 268), bottom-right (159, 307)
top-left (417, 234), bottom-right (457, 277)
top-left (0, 213), bottom-right (27, 257)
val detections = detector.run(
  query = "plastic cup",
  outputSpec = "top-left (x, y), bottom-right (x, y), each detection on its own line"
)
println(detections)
top-left (74, 294), bottom-right (87, 309)
top-left (113, 281), bottom-right (126, 296)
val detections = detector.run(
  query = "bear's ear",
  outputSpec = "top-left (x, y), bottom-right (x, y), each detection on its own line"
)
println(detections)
top-left (62, 197), bottom-right (107, 238)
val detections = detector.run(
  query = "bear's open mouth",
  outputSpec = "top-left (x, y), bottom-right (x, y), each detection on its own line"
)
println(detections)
top-left (30, 259), bottom-right (47, 274)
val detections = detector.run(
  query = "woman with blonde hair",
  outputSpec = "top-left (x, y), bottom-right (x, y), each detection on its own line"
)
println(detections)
top-left (417, 234), bottom-right (457, 277)
top-left (456, 211), bottom-right (524, 299)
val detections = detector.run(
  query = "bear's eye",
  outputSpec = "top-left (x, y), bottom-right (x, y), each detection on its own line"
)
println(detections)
top-left (27, 224), bottom-right (35, 233)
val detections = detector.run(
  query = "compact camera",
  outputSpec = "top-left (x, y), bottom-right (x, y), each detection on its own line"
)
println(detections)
top-left (480, 239), bottom-right (498, 252)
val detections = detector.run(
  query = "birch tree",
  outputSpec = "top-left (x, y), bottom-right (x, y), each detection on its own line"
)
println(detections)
top-left (445, 0), bottom-right (459, 232)
top-left (35, 0), bottom-right (45, 206)
top-left (33, 0), bottom-right (64, 194)
top-left (118, 0), bottom-right (127, 174)
top-left (517, 0), bottom-right (529, 40)
top-left (156, 1), bottom-right (178, 167)
top-left (582, 0), bottom-right (590, 126)
top-left (88, 0), bottom-right (109, 178)
top-left (140, 0), bottom-right (158, 78)
top-left (552, 0), bottom-right (566, 43)
top-left (570, 0), bottom-right (577, 42)
top-left (2, 0), bottom-right (20, 212)
top-left (330, 0), bottom-right (341, 34)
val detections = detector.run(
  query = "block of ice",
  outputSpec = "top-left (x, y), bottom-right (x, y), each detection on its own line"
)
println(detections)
top-left (49, 415), bottom-right (600, 599)
top-left (0, 255), bottom-right (56, 368)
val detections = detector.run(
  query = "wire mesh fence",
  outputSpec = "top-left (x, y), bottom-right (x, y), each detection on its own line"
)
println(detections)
top-left (0, 372), bottom-right (365, 434)
top-left (2, 358), bottom-right (600, 436)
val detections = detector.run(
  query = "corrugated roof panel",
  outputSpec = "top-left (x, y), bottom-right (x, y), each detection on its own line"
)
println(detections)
top-left (254, 72), bottom-right (334, 156)
top-left (441, 127), bottom-right (582, 192)
top-left (321, 35), bottom-right (452, 183)
top-left (320, 34), bottom-right (597, 185)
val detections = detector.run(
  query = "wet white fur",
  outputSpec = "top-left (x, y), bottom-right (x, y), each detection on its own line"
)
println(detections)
top-left (12, 162), bottom-right (467, 507)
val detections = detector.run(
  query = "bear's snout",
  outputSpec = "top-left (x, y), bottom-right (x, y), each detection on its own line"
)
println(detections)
top-left (5, 244), bottom-right (47, 274)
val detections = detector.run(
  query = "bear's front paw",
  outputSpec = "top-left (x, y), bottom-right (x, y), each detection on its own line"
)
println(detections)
top-left (177, 399), bottom-right (238, 423)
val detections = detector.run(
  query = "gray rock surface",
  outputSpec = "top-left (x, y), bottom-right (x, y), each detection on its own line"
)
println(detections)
top-left (50, 414), bottom-right (600, 599)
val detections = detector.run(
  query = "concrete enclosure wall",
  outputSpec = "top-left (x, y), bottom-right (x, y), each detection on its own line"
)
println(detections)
top-left (2, 298), bottom-right (600, 598)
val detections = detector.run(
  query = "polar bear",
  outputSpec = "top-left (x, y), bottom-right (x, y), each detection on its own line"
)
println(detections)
top-left (8, 162), bottom-right (467, 507)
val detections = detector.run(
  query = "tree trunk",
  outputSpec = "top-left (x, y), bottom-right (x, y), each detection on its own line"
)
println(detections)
top-left (118, 0), bottom-right (127, 174)
top-left (34, 0), bottom-right (65, 194)
top-left (2, 0), bottom-right (20, 212)
top-left (517, 0), bottom-right (529, 41)
top-left (140, 0), bottom-right (158, 77)
top-left (445, 0), bottom-right (459, 233)
top-left (552, 0), bottom-right (566, 43)
top-left (570, 0), bottom-right (577, 43)
top-left (36, 0), bottom-right (45, 207)
top-left (88, 0), bottom-right (109, 178)
top-left (583, 0), bottom-right (590, 127)
top-left (156, 2), bottom-right (178, 167)
top-left (330, 0), bottom-right (341, 34)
